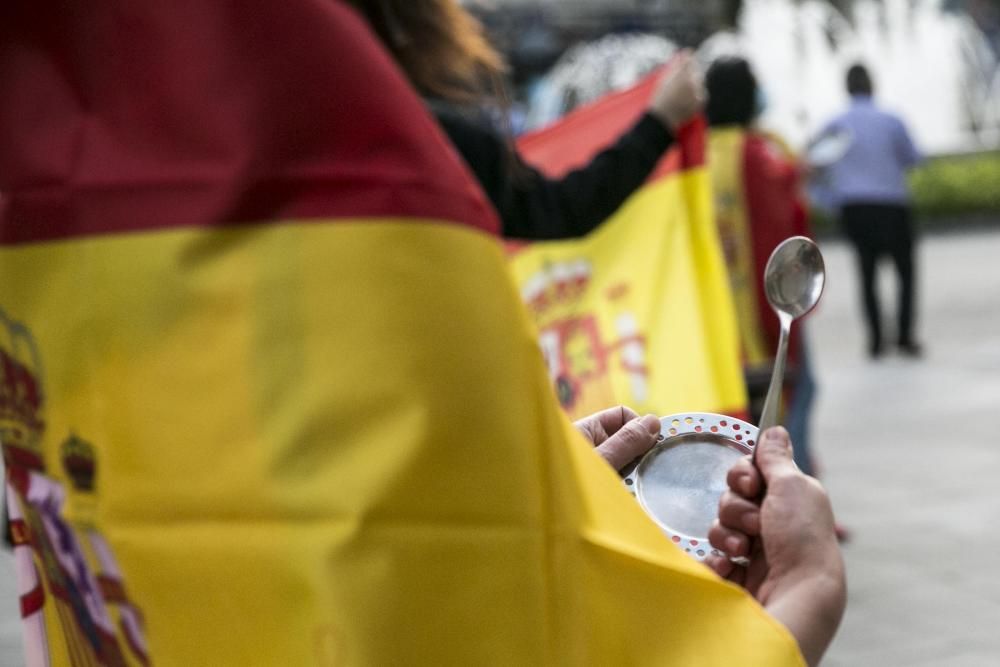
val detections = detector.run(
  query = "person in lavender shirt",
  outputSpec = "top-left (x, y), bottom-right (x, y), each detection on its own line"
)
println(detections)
top-left (816, 64), bottom-right (923, 359)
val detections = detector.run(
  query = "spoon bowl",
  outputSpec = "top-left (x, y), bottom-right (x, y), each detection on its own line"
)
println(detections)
top-left (764, 238), bottom-right (826, 320)
top-left (758, 237), bottom-right (826, 438)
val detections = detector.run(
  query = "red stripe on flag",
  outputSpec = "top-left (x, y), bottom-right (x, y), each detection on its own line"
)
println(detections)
top-left (3, 444), bottom-right (45, 473)
top-left (98, 575), bottom-right (128, 605)
top-left (0, 178), bottom-right (495, 246)
top-left (20, 582), bottom-right (45, 618)
top-left (0, 0), bottom-right (499, 246)
top-left (517, 64), bottom-right (706, 179)
top-left (8, 519), bottom-right (30, 547)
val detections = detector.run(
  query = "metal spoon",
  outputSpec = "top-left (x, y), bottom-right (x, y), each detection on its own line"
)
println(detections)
top-left (757, 236), bottom-right (826, 438)
top-left (621, 237), bottom-right (824, 559)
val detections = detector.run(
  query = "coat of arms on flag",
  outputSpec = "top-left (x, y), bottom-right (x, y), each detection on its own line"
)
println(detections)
top-left (509, 72), bottom-right (748, 420)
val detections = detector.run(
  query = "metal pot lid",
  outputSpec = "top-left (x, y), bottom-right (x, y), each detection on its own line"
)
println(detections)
top-left (623, 413), bottom-right (758, 561)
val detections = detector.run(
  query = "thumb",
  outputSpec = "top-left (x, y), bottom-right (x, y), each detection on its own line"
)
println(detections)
top-left (754, 426), bottom-right (798, 484)
top-left (596, 414), bottom-right (661, 471)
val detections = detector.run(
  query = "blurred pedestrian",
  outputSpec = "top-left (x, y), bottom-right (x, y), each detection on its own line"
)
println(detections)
top-left (348, 0), bottom-right (705, 240)
top-left (814, 63), bottom-right (923, 359)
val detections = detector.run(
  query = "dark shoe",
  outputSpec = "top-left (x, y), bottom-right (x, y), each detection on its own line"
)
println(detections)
top-left (898, 341), bottom-right (923, 358)
top-left (868, 342), bottom-right (883, 359)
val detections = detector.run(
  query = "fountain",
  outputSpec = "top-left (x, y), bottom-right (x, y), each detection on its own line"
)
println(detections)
top-left (702, 0), bottom-right (1000, 153)
top-left (527, 0), bottom-right (1000, 154)
top-left (524, 33), bottom-right (677, 130)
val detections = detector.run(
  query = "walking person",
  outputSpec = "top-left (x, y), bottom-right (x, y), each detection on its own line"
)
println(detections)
top-left (815, 64), bottom-right (923, 358)
top-left (705, 58), bottom-right (849, 540)
top-left (703, 57), bottom-right (812, 462)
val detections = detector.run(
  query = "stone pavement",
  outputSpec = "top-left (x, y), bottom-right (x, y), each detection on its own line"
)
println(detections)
top-left (810, 228), bottom-right (1000, 667)
top-left (0, 228), bottom-right (998, 665)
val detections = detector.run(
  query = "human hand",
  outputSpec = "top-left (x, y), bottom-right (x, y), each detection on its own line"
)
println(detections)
top-left (706, 427), bottom-right (846, 667)
top-left (573, 406), bottom-right (661, 472)
top-left (648, 49), bottom-right (705, 131)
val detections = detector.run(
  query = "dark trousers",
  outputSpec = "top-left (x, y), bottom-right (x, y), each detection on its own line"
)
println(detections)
top-left (840, 203), bottom-right (917, 352)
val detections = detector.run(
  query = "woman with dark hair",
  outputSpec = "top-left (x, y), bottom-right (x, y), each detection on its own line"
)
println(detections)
top-left (347, 0), bottom-right (705, 240)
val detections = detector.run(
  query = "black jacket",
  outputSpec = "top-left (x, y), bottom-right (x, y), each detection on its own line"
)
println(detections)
top-left (432, 105), bottom-right (674, 240)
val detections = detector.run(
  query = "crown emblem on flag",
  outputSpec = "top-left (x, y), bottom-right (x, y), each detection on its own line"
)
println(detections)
top-left (61, 433), bottom-right (96, 492)
top-left (521, 259), bottom-right (592, 316)
top-left (0, 309), bottom-right (46, 471)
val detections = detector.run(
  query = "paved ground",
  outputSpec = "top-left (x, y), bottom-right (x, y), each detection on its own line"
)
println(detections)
top-left (811, 228), bottom-right (1000, 666)
top-left (0, 228), bottom-right (998, 665)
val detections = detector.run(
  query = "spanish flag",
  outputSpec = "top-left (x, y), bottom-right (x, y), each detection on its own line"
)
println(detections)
top-left (708, 127), bottom-right (809, 372)
top-left (0, 2), bottom-right (801, 665)
top-left (510, 76), bottom-right (747, 420)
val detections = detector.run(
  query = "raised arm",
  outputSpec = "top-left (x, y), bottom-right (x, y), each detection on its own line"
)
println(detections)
top-left (437, 52), bottom-right (704, 240)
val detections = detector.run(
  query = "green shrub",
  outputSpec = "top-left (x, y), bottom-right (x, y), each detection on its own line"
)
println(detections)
top-left (909, 151), bottom-right (1000, 219)
top-left (810, 150), bottom-right (1000, 233)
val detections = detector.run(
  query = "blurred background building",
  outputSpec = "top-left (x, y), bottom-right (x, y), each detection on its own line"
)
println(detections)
top-left (468, 0), bottom-right (1000, 153)
top-left (467, 0), bottom-right (1000, 226)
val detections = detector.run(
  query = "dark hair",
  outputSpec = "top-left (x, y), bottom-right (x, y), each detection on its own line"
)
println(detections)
top-left (347, 0), bottom-right (505, 104)
top-left (846, 64), bottom-right (873, 96)
top-left (705, 57), bottom-right (758, 127)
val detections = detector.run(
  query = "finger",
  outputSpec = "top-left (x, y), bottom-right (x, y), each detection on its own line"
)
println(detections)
top-left (717, 490), bottom-right (761, 535)
top-left (692, 73), bottom-right (706, 101)
top-left (705, 553), bottom-right (745, 585)
top-left (574, 405), bottom-right (639, 446)
top-left (662, 50), bottom-right (692, 82)
top-left (754, 426), bottom-right (799, 485)
top-left (572, 416), bottom-right (605, 446)
top-left (704, 553), bottom-right (734, 579)
top-left (595, 414), bottom-right (661, 471)
top-left (727, 456), bottom-right (762, 499)
top-left (594, 405), bottom-right (642, 440)
top-left (709, 520), bottom-right (751, 558)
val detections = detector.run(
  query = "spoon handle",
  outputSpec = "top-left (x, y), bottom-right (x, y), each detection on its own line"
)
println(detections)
top-left (757, 311), bottom-right (793, 438)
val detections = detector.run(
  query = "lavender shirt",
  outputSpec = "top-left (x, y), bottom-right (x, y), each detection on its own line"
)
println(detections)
top-left (818, 96), bottom-right (922, 209)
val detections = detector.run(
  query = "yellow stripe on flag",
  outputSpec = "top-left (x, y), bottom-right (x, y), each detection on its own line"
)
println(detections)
top-left (2, 221), bottom-right (799, 665)
top-left (708, 128), bottom-right (770, 366)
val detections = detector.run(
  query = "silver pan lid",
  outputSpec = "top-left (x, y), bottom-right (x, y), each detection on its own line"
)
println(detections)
top-left (623, 413), bottom-right (757, 560)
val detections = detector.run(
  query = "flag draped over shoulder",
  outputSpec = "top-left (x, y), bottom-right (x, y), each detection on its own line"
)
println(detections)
top-left (0, 2), bottom-right (802, 665)
top-left (709, 128), bottom-right (771, 367)
top-left (510, 76), bottom-right (747, 420)
top-left (708, 128), bottom-right (809, 371)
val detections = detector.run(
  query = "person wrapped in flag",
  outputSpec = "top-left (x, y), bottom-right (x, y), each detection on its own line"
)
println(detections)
top-left (703, 55), bottom-right (848, 540)
top-left (703, 56), bottom-right (810, 415)
top-left (702, 57), bottom-right (818, 470)
top-left (0, 1), bottom-right (844, 665)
